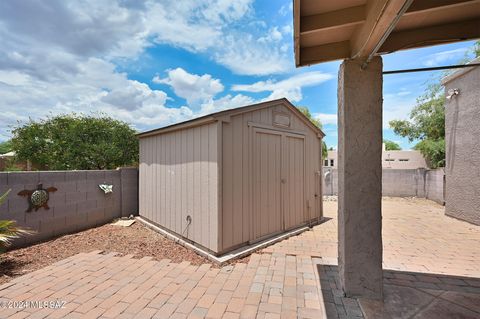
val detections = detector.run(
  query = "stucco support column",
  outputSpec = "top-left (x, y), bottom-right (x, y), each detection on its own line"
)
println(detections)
top-left (338, 56), bottom-right (383, 299)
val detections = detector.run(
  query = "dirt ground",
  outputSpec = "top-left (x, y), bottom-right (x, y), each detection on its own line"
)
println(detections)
top-left (0, 221), bottom-right (249, 285)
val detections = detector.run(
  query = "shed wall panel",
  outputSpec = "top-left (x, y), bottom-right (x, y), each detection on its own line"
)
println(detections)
top-left (139, 122), bottom-right (219, 252)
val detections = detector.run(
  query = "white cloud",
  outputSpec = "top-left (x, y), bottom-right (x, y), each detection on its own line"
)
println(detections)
top-left (0, 0), bottom-right (290, 78)
top-left (314, 113), bottom-right (337, 125)
top-left (0, 0), bottom-right (297, 139)
top-left (214, 33), bottom-right (292, 76)
top-left (279, 2), bottom-right (293, 16)
top-left (232, 71), bottom-right (333, 102)
top-left (101, 80), bottom-right (168, 110)
top-left (153, 68), bottom-right (224, 106)
top-left (201, 0), bottom-right (253, 23)
top-left (258, 27), bottom-right (283, 43)
top-left (145, 2), bottom-right (223, 52)
top-left (384, 89), bottom-right (412, 99)
top-left (281, 25), bottom-right (293, 36)
top-left (423, 47), bottom-right (469, 67)
top-left (0, 70), bottom-right (30, 86)
top-left (198, 94), bottom-right (254, 115)
top-left (152, 68), bottom-right (255, 115)
top-left (0, 1), bottom-right (149, 60)
top-left (383, 93), bottom-right (417, 129)
top-left (397, 90), bottom-right (411, 96)
top-left (143, 0), bottom-right (291, 75)
top-left (0, 57), bottom-right (197, 139)
top-left (0, 57), bottom-right (258, 140)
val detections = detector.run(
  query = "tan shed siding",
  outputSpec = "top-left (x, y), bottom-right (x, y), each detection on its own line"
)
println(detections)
top-left (221, 103), bottom-right (322, 252)
top-left (139, 122), bottom-right (219, 252)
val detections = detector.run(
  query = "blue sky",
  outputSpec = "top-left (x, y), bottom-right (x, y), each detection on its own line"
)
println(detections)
top-left (0, 0), bottom-right (477, 149)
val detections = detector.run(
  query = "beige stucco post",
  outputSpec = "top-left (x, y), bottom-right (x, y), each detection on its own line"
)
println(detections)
top-left (338, 56), bottom-right (383, 299)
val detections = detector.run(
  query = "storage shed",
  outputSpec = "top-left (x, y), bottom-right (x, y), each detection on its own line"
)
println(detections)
top-left (138, 98), bottom-right (325, 255)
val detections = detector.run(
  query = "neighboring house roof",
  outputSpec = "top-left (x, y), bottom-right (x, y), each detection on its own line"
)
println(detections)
top-left (137, 98), bottom-right (325, 138)
top-left (324, 149), bottom-right (428, 169)
top-left (382, 150), bottom-right (428, 169)
top-left (0, 151), bottom-right (15, 158)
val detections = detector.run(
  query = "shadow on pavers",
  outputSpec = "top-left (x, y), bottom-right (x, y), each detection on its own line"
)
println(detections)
top-left (316, 264), bottom-right (480, 318)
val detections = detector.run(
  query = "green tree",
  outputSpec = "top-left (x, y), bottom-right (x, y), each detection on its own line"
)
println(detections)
top-left (0, 140), bottom-right (12, 154)
top-left (297, 106), bottom-right (321, 128)
top-left (383, 140), bottom-right (401, 151)
top-left (389, 82), bottom-right (445, 168)
top-left (297, 106), bottom-right (328, 158)
top-left (472, 40), bottom-right (480, 58)
top-left (322, 141), bottom-right (328, 160)
top-left (11, 114), bottom-right (138, 170)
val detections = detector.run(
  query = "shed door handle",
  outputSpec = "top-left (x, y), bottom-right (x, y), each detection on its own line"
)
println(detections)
top-left (281, 178), bottom-right (286, 184)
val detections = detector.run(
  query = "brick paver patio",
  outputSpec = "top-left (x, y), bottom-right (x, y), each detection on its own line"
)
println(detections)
top-left (0, 251), bottom-right (324, 319)
top-left (265, 198), bottom-right (480, 277)
top-left (0, 198), bottom-right (479, 318)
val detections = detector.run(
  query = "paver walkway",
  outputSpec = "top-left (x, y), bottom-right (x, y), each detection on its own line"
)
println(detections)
top-left (0, 197), bottom-right (479, 318)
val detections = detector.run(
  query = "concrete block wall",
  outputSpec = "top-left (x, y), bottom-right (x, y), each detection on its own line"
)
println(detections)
top-left (0, 168), bottom-right (138, 247)
top-left (323, 167), bottom-right (445, 204)
top-left (425, 169), bottom-right (445, 205)
top-left (120, 168), bottom-right (138, 218)
top-left (382, 169), bottom-right (426, 197)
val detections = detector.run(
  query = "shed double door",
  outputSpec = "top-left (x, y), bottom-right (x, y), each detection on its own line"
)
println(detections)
top-left (252, 127), bottom-right (305, 241)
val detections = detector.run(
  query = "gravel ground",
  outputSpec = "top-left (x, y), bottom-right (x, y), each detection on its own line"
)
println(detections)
top-left (0, 221), bottom-right (249, 285)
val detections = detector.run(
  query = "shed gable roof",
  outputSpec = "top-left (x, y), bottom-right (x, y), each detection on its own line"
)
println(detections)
top-left (137, 98), bottom-right (325, 138)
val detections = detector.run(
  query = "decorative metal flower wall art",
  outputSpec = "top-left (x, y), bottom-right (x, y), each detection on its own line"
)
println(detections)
top-left (17, 183), bottom-right (57, 212)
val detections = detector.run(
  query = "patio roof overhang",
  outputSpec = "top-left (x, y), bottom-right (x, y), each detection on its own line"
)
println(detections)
top-left (294, 0), bottom-right (480, 301)
top-left (294, 0), bottom-right (480, 66)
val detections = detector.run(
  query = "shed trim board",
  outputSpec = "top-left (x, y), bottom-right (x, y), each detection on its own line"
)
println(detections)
top-left (216, 120), bottom-right (223, 252)
top-left (139, 98), bottom-right (323, 255)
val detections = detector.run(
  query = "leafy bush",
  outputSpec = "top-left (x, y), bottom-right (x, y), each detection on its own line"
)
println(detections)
top-left (0, 141), bottom-right (12, 154)
top-left (11, 114), bottom-right (139, 170)
top-left (383, 140), bottom-right (401, 151)
top-left (414, 139), bottom-right (445, 168)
